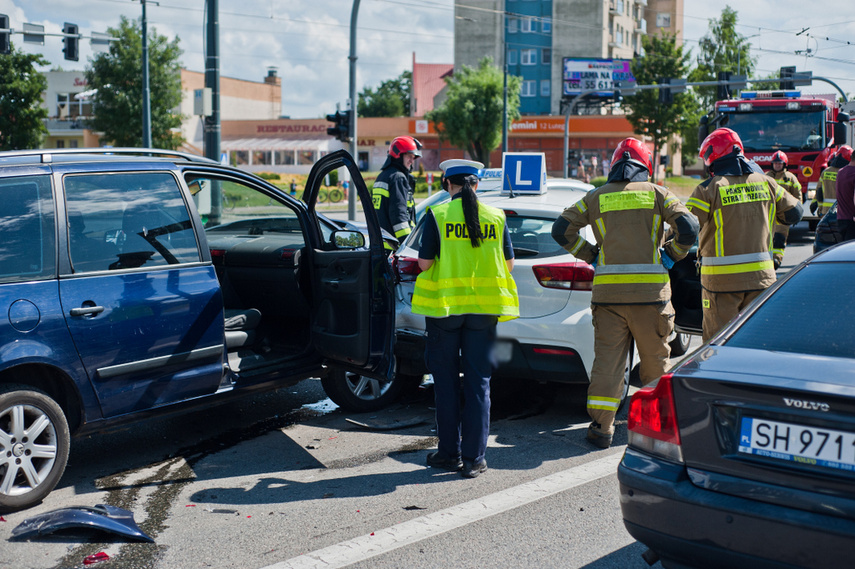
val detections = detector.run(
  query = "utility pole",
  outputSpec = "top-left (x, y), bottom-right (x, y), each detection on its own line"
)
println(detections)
top-left (502, 2), bottom-right (508, 153)
top-left (140, 0), bottom-right (152, 148)
top-left (204, 0), bottom-right (221, 224)
top-left (348, 0), bottom-right (360, 221)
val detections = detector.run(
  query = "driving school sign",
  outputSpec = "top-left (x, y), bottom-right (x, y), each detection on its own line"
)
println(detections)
top-left (563, 58), bottom-right (636, 97)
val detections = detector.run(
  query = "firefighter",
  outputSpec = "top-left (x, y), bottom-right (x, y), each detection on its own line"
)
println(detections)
top-left (412, 159), bottom-right (519, 477)
top-left (765, 150), bottom-right (802, 269)
top-left (551, 138), bottom-right (699, 449)
top-left (373, 136), bottom-right (422, 251)
top-left (688, 128), bottom-right (803, 343)
top-left (813, 145), bottom-right (853, 218)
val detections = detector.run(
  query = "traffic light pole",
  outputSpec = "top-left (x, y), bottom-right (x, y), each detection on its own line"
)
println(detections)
top-left (140, 0), bottom-right (152, 148)
top-left (347, 0), bottom-right (360, 221)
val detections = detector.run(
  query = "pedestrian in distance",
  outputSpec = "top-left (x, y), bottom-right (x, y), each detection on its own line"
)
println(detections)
top-left (412, 159), bottom-right (519, 478)
top-left (688, 128), bottom-right (803, 343)
top-left (289, 180), bottom-right (297, 197)
top-left (812, 146), bottom-right (852, 218)
top-left (372, 136), bottom-right (422, 252)
top-left (765, 150), bottom-right (802, 269)
top-left (552, 137), bottom-right (699, 449)
top-left (835, 146), bottom-right (855, 242)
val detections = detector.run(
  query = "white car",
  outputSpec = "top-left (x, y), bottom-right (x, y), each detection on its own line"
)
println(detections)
top-left (325, 182), bottom-right (646, 413)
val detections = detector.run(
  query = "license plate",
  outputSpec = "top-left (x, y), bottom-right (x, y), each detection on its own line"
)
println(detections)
top-left (494, 340), bottom-right (513, 363)
top-left (739, 417), bottom-right (855, 472)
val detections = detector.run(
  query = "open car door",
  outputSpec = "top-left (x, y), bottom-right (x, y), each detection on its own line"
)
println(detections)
top-left (303, 150), bottom-right (395, 379)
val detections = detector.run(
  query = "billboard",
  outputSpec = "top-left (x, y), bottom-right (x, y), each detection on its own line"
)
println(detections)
top-left (562, 58), bottom-right (636, 97)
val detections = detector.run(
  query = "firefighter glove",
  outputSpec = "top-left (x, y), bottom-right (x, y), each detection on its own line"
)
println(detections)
top-left (660, 248), bottom-right (675, 270)
top-left (809, 200), bottom-right (818, 215)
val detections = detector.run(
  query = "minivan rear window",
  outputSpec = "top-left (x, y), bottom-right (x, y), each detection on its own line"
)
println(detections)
top-left (726, 263), bottom-right (855, 359)
top-left (0, 176), bottom-right (56, 283)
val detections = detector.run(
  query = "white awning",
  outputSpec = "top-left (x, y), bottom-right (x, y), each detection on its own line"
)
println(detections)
top-left (221, 138), bottom-right (334, 152)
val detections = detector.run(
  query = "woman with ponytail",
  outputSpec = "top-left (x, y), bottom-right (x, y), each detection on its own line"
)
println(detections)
top-left (412, 159), bottom-right (519, 478)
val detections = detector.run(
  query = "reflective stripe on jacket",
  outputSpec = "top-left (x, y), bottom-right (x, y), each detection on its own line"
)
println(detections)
top-left (687, 172), bottom-right (801, 292)
top-left (556, 181), bottom-right (696, 305)
top-left (411, 201), bottom-right (519, 319)
top-left (372, 166), bottom-right (416, 247)
top-left (766, 169), bottom-right (802, 201)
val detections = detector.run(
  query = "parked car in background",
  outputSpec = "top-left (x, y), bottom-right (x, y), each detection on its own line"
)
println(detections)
top-left (0, 148), bottom-right (394, 513)
top-left (813, 202), bottom-right (842, 254)
top-left (619, 240), bottom-right (855, 569)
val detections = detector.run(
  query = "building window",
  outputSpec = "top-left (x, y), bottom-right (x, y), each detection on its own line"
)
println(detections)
top-left (542, 17), bottom-right (552, 33)
top-left (232, 151), bottom-right (249, 166)
top-left (252, 150), bottom-right (272, 165)
top-left (541, 80), bottom-right (551, 97)
top-left (542, 48), bottom-right (552, 64)
top-left (521, 17), bottom-right (535, 33)
top-left (70, 140), bottom-right (78, 148)
top-left (521, 48), bottom-right (537, 65)
top-left (56, 92), bottom-right (92, 119)
top-left (56, 140), bottom-right (65, 149)
top-left (274, 150), bottom-right (295, 165)
top-left (656, 13), bottom-right (671, 28)
top-left (508, 50), bottom-right (518, 66)
top-left (507, 17), bottom-right (518, 33)
top-left (521, 80), bottom-right (536, 97)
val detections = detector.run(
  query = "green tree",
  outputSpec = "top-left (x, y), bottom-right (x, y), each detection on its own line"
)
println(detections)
top-left (425, 58), bottom-right (521, 167)
top-left (625, 34), bottom-right (697, 179)
top-left (689, 6), bottom-right (757, 111)
top-left (86, 16), bottom-right (184, 149)
top-left (0, 45), bottom-right (49, 150)
top-left (358, 70), bottom-right (411, 117)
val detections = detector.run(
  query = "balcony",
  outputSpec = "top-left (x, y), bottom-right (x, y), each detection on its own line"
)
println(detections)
top-left (635, 0), bottom-right (647, 6)
top-left (635, 18), bottom-right (647, 34)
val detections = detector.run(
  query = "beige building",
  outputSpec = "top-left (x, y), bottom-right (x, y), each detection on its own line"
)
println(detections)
top-left (645, 0), bottom-right (683, 44)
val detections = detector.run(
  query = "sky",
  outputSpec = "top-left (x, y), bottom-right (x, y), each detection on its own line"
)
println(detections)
top-left (2, 0), bottom-right (854, 118)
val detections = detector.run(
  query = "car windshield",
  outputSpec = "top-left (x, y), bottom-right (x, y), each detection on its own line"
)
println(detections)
top-left (726, 263), bottom-right (855, 359)
top-left (720, 109), bottom-right (825, 152)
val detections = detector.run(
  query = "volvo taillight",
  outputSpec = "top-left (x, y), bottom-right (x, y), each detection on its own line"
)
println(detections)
top-left (532, 262), bottom-right (594, 291)
top-left (627, 373), bottom-right (684, 463)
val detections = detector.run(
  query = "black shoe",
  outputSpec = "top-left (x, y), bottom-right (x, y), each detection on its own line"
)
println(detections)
top-left (426, 451), bottom-right (462, 471)
top-left (461, 459), bottom-right (488, 478)
top-left (586, 423), bottom-right (613, 449)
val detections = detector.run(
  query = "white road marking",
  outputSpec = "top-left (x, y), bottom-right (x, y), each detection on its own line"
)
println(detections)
top-left (263, 452), bottom-right (623, 569)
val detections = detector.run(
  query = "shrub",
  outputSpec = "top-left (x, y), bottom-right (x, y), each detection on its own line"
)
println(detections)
top-left (590, 176), bottom-right (608, 188)
top-left (256, 172), bottom-right (280, 181)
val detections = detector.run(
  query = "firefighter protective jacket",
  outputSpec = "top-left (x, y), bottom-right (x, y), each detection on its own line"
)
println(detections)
top-left (372, 163), bottom-right (416, 245)
top-left (817, 166), bottom-right (839, 210)
top-left (554, 181), bottom-right (697, 305)
top-left (766, 168), bottom-right (802, 201)
top-left (687, 172), bottom-right (801, 293)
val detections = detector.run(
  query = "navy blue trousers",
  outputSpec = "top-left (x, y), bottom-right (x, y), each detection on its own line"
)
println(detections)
top-left (425, 314), bottom-right (498, 464)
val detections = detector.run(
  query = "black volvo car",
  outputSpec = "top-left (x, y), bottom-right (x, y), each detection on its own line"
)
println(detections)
top-left (619, 240), bottom-right (855, 569)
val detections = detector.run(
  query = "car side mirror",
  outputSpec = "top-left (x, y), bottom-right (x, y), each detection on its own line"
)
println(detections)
top-left (331, 229), bottom-right (365, 249)
top-left (834, 112), bottom-right (850, 147)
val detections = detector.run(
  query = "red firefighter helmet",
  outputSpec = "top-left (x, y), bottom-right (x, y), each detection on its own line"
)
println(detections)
top-left (699, 128), bottom-right (743, 167)
top-left (610, 137), bottom-right (653, 173)
top-left (388, 136), bottom-right (423, 158)
top-left (837, 145), bottom-right (854, 163)
top-left (771, 151), bottom-right (788, 165)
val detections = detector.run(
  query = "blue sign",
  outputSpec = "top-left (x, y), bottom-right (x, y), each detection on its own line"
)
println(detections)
top-left (501, 152), bottom-right (547, 194)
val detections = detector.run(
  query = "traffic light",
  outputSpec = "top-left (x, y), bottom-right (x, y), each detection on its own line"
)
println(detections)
top-left (717, 71), bottom-right (732, 100)
top-left (0, 14), bottom-right (10, 55)
top-left (326, 110), bottom-right (350, 142)
top-left (62, 22), bottom-right (79, 61)
top-left (658, 78), bottom-right (673, 105)
top-left (780, 66), bottom-right (796, 90)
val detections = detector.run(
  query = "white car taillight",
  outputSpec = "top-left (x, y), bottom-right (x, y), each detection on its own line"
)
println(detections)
top-left (395, 256), bottom-right (422, 282)
top-left (532, 262), bottom-right (594, 291)
top-left (627, 373), bottom-right (684, 464)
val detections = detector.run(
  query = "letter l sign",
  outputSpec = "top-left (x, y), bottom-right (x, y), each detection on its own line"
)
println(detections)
top-left (515, 161), bottom-right (533, 186)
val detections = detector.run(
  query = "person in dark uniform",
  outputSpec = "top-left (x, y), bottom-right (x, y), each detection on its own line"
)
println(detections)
top-left (412, 159), bottom-right (519, 478)
top-left (373, 136), bottom-right (422, 251)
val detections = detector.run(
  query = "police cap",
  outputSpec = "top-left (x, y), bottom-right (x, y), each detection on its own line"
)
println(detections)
top-left (439, 159), bottom-right (484, 178)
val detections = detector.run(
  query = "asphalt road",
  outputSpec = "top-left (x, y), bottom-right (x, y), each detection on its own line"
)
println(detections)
top-left (0, 222), bottom-right (818, 569)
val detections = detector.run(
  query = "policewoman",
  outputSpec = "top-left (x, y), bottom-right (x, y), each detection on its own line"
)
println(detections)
top-left (412, 159), bottom-right (519, 478)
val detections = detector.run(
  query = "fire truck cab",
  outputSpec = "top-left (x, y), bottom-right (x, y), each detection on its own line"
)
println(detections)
top-left (700, 90), bottom-right (851, 228)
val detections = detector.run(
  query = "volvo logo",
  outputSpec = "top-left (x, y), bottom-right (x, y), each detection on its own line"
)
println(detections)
top-left (784, 398), bottom-right (830, 412)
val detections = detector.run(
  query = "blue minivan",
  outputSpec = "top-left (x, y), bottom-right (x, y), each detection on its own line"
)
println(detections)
top-left (0, 148), bottom-right (394, 512)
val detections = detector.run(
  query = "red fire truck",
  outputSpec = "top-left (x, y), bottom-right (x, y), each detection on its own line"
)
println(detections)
top-left (700, 90), bottom-right (851, 228)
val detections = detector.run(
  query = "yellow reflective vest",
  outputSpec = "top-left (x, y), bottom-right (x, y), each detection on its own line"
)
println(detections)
top-left (687, 172), bottom-right (801, 293)
top-left (411, 200), bottom-right (519, 319)
top-left (556, 180), bottom-right (695, 305)
top-left (818, 166), bottom-right (839, 215)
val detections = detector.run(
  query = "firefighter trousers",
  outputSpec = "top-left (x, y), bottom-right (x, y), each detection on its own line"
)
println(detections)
top-left (701, 288), bottom-right (764, 342)
top-left (588, 303), bottom-right (675, 436)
